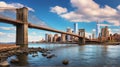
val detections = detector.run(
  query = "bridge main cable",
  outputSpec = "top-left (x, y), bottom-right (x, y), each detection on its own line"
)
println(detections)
top-left (0, 16), bottom-right (89, 40)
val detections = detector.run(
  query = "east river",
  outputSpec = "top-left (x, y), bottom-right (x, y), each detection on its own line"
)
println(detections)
top-left (8, 43), bottom-right (120, 67)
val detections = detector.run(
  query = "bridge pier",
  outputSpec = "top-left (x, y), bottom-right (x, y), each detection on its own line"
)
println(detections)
top-left (16, 7), bottom-right (28, 47)
top-left (78, 29), bottom-right (85, 45)
top-left (78, 37), bottom-right (85, 45)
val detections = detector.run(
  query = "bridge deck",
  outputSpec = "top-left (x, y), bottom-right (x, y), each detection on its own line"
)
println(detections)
top-left (0, 17), bottom-right (23, 25)
top-left (29, 23), bottom-right (81, 37)
top-left (0, 17), bottom-right (89, 40)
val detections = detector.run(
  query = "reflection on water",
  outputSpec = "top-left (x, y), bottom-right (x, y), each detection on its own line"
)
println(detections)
top-left (17, 54), bottom-right (28, 66)
top-left (9, 44), bottom-right (120, 66)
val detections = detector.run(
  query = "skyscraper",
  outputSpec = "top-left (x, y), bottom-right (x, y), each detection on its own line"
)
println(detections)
top-left (96, 21), bottom-right (100, 38)
top-left (53, 34), bottom-right (59, 42)
top-left (101, 26), bottom-right (109, 37)
top-left (74, 23), bottom-right (78, 34)
top-left (66, 27), bottom-right (72, 41)
top-left (92, 29), bottom-right (96, 40)
top-left (100, 26), bottom-right (110, 42)
top-left (48, 34), bottom-right (53, 42)
top-left (45, 33), bottom-right (48, 42)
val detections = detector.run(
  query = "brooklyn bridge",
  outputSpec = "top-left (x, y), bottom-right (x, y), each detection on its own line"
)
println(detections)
top-left (0, 7), bottom-right (99, 47)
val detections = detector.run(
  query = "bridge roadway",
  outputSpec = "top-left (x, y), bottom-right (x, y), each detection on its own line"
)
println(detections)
top-left (0, 16), bottom-right (89, 40)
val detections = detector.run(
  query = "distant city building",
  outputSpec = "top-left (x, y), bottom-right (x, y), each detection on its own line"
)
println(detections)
top-left (57, 36), bottom-right (61, 42)
top-left (48, 34), bottom-right (53, 42)
top-left (101, 26), bottom-right (109, 37)
top-left (92, 30), bottom-right (95, 40)
top-left (45, 33), bottom-right (48, 42)
top-left (40, 38), bottom-right (45, 42)
top-left (112, 33), bottom-right (120, 42)
top-left (74, 23), bottom-right (78, 34)
top-left (92, 33), bottom-right (95, 40)
top-left (100, 26), bottom-right (110, 42)
top-left (53, 34), bottom-right (59, 42)
top-left (107, 33), bottom-right (120, 42)
top-left (89, 35), bottom-right (91, 40)
top-left (96, 21), bottom-right (99, 38)
top-left (66, 27), bottom-right (73, 41)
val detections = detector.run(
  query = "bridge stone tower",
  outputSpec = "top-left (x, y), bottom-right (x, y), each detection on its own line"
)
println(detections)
top-left (78, 29), bottom-right (85, 45)
top-left (16, 7), bottom-right (28, 47)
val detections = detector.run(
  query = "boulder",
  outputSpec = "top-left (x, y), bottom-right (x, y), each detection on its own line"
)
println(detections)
top-left (32, 53), bottom-right (38, 57)
top-left (0, 61), bottom-right (10, 67)
top-left (42, 53), bottom-right (47, 56)
top-left (46, 54), bottom-right (55, 58)
top-left (10, 59), bottom-right (19, 63)
top-left (62, 59), bottom-right (69, 65)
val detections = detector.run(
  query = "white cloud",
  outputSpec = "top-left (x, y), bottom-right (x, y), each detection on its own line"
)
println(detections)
top-left (50, 6), bottom-right (68, 15)
top-left (50, 0), bottom-right (120, 26)
top-left (92, 29), bottom-right (96, 32)
top-left (0, 1), bottom-right (34, 12)
top-left (28, 32), bottom-right (43, 42)
top-left (0, 32), bottom-right (5, 36)
top-left (0, 31), bottom-right (43, 43)
top-left (117, 5), bottom-right (120, 10)
top-left (28, 35), bottom-right (43, 42)
top-left (0, 26), bottom-right (16, 30)
top-left (109, 28), bottom-right (120, 34)
top-left (31, 32), bottom-right (37, 35)
top-left (0, 33), bottom-right (15, 42)
top-left (112, 29), bottom-right (120, 34)
top-left (98, 24), bottom-right (112, 27)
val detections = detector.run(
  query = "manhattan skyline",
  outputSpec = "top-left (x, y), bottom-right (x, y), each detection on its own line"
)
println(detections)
top-left (0, 0), bottom-right (120, 42)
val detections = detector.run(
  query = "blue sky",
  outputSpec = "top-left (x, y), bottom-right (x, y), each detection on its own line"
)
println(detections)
top-left (0, 0), bottom-right (120, 42)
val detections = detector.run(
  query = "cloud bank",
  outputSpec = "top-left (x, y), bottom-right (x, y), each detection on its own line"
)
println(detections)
top-left (0, 26), bottom-right (43, 42)
top-left (50, 0), bottom-right (120, 26)
top-left (0, 1), bottom-right (34, 12)
top-left (50, 6), bottom-right (68, 15)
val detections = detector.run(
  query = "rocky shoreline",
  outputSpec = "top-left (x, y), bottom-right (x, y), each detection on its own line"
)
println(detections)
top-left (0, 46), bottom-right (57, 67)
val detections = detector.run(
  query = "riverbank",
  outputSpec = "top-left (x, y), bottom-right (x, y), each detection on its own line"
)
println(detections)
top-left (102, 42), bottom-right (120, 45)
top-left (0, 44), bottom-right (49, 62)
top-left (0, 44), bottom-right (19, 52)
top-left (31, 42), bottom-right (120, 45)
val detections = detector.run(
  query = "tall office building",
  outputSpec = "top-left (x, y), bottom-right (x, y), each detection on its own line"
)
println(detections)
top-left (74, 23), bottom-right (78, 34)
top-left (100, 26), bottom-right (110, 41)
top-left (66, 27), bottom-right (72, 41)
top-left (45, 33), bottom-right (48, 42)
top-left (48, 34), bottom-right (53, 42)
top-left (96, 21), bottom-right (101, 38)
top-left (92, 29), bottom-right (96, 40)
top-left (53, 34), bottom-right (59, 42)
top-left (101, 26), bottom-right (109, 37)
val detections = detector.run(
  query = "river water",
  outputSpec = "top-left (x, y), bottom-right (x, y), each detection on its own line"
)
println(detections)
top-left (8, 43), bottom-right (120, 67)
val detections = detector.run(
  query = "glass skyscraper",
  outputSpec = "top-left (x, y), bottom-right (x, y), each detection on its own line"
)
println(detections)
top-left (74, 23), bottom-right (78, 34)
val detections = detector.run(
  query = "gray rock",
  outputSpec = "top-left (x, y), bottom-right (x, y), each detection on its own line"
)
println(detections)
top-left (10, 59), bottom-right (19, 63)
top-left (0, 61), bottom-right (10, 67)
top-left (42, 53), bottom-right (47, 56)
top-left (62, 59), bottom-right (69, 65)
top-left (46, 54), bottom-right (55, 58)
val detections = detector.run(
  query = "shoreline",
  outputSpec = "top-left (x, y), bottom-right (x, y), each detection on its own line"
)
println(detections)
top-left (31, 42), bottom-right (120, 45)
top-left (0, 42), bottom-right (120, 46)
